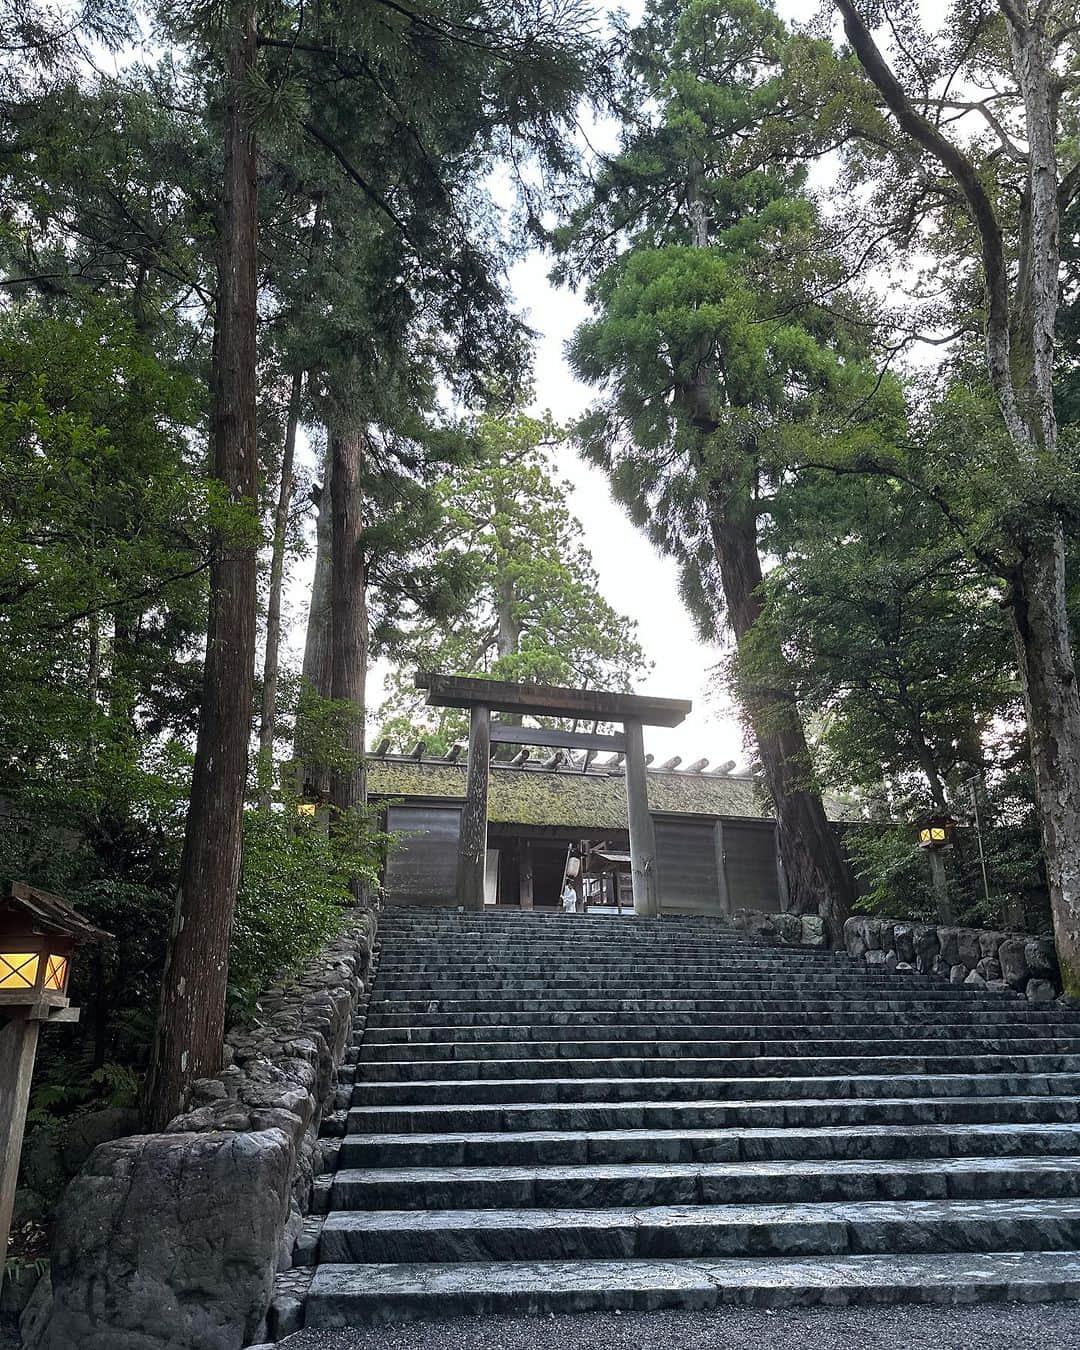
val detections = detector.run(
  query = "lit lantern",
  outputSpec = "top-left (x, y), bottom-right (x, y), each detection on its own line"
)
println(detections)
top-left (0, 882), bottom-right (106, 1011)
top-left (0, 882), bottom-right (109, 1260)
top-left (917, 814), bottom-right (957, 850)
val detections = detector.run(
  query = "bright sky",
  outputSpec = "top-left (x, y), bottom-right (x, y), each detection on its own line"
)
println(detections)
top-left (505, 253), bottom-right (745, 767)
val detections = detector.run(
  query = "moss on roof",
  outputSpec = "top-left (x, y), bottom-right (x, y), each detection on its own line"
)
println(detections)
top-left (367, 758), bottom-right (858, 828)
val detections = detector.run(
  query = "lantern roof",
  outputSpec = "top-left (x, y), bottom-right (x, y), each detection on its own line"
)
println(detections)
top-left (0, 881), bottom-right (111, 945)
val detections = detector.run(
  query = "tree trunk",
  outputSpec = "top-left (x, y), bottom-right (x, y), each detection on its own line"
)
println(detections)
top-left (329, 421), bottom-right (368, 894)
top-left (682, 170), bottom-right (854, 943)
top-left (1010, 524), bottom-right (1080, 994)
top-left (495, 575), bottom-right (519, 659)
top-left (293, 434), bottom-right (334, 799)
top-left (144, 0), bottom-right (259, 1130)
top-left (257, 369), bottom-right (303, 810)
top-left (706, 480), bottom-right (856, 943)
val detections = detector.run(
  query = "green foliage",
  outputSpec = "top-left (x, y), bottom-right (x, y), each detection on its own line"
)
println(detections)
top-left (228, 810), bottom-right (389, 1012)
top-left (377, 408), bottom-right (649, 747)
top-left (846, 827), bottom-right (942, 921)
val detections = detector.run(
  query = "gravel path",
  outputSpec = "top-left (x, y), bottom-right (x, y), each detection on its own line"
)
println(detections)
top-left (279, 1299), bottom-right (1080, 1350)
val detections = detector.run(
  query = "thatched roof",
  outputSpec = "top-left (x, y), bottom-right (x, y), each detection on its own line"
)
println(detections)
top-left (367, 758), bottom-right (859, 830)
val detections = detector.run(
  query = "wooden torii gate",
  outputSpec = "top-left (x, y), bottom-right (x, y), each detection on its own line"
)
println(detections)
top-left (416, 673), bottom-right (692, 916)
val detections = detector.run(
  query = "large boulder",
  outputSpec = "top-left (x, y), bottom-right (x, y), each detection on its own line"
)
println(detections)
top-left (979, 930), bottom-right (1005, 959)
top-left (912, 925), bottom-right (940, 972)
top-left (37, 1129), bottom-right (292, 1350)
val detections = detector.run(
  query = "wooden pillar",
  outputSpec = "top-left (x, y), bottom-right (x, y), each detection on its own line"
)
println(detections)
top-left (456, 704), bottom-right (490, 909)
top-left (624, 718), bottom-right (658, 917)
top-left (0, 1013), bottom-right (40, 1260)
top-left (519, 838), bottom-right (534, 911)
top-left (713, 819), bottom-right (730, 916)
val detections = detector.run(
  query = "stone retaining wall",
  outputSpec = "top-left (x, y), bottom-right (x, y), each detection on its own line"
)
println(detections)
top-left (22, 909), bottom-right (377, 1350)
top-left (731, 908), bottom-right (827, 947)
top-left (843, 915), bottom-right (1060, 1002)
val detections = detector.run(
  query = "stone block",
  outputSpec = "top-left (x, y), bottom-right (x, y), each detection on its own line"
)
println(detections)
top-left (912, 925), bottom-right (939, 968)
top-left (843, 916), bottom-right (867, 958)
top-left (956, 929), bottom-right (982, 969)
top-left (893, 924), bottom-right (915, 964)
top-left (964, 969), bottom-right (987, 989)
top-left (1027, 978), bottom-right (1057, 1003)
top-left (40, 1129), bottom-right (293, 1350)
top-left (864, 918), bottom-right (883, 951)
top-left (975, 957), bottom-right (1002, 983)
top-left (950, 963), bottom-right (968, 984)
top-left (1025, 938), bottom-right (1058, 979)
top-left (865, 949), bottom-right (887, 966)
top-left (799, 916), bottom-right (826, 947)
top-left (998, 938), bottom-right (1030, 989)
top-left (979, 930), bottom-right (1004, 959)
top-left (937, 927), bottom-right (961, 966)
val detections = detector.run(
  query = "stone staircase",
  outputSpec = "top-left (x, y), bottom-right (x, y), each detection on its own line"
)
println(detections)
top-left (298, 905), bottom-right (1080, 1326)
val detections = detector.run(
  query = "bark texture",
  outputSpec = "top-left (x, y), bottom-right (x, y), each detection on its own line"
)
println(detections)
top-left (328, 423), bottom-right (368, 889)
top-left (257, 370), bottom-right (302, 811)
top-left (145, 0), bottom-right (259, 1129)
top-left (706, 480), bottom-right (856, 943)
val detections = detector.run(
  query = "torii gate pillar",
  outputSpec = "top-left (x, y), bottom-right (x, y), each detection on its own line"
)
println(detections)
top-left (416, 673), bottom-right (691, 917)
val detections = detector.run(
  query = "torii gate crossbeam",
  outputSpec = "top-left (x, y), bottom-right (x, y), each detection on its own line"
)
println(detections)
top-left (415, 673), bottom-right (692, 917)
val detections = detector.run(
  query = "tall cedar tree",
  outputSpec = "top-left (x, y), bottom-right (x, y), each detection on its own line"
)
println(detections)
top-left (825, 1), bottom-right (1080, 990)
top-left (555, 0), bottom-right (895, 937)
top-left (377, 410), bottom-right (649, 751)
top-left (145, 0), bottom-right (259, 1129)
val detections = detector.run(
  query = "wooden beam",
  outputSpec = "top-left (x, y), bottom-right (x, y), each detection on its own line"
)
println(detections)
top-left (416, 672), bottom-right (692, 728)
top-left (455, 705), bottom-right (490, 909)
top-left (489, 724), bottom-right (626, 753)
top-left (0, 1014), bottom-right (40, 1261)
top-left (624, 718), bottom-right (659, 918)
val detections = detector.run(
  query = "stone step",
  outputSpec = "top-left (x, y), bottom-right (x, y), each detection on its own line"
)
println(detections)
top-left (337, 1122), bottom-right (1080, 1168)
top-left (375, 951), bottom-right (847, 967)
top-left (357, 1036), bottom-right (1080, 1064)
top-left (302, 1250), bottom-right (1080, 1324)
top-left (354, 1066), bottom-right (1080, 1101)
top-left (363, 1005), bottom-right (1080, 1029)
top-left (345, 1092), bottom-right (1080, 1134)
top-left (315, 1197), bottom-right (1080, 1263)
top-left (360, 1017), bottom-right (1080, 1045)
top-left (369, 994), bottom-right (1007, 1015)
top-left (353, 1053), bottom-right (1080, 1085)
top-left (324, 1156), bottom-right (1080, 1212)
top-left (373, 975), bottom-right (934, 992)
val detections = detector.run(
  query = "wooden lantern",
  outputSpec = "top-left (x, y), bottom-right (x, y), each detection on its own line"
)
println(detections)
top-left (0, 882), bottom-right (109, 1259)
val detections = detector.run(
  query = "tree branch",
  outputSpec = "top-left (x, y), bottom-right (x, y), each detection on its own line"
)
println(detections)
top-left (834, 0), bottom-right (1026, 447)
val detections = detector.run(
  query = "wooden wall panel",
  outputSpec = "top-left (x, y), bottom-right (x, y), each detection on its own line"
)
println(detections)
top-left (654, 816), bottom-right (723, 915)
top-left (384, 805), bottom-right (461, 906)
top-left (722, 821), bottom-right (783, 912)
